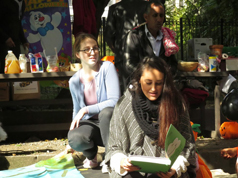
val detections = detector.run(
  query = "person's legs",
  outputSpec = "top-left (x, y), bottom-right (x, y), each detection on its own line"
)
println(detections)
top-left (98, 107), bottom-right (114, 152)
top-left (98, 107), bottom-right (114, 173)
top-left (67, 123), bottom-right (103, 160)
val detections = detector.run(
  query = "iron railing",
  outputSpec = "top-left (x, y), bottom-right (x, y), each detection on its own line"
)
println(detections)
top-left (99, 18), bottom-right (238, 61)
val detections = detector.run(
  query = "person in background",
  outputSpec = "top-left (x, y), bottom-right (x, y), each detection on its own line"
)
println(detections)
top-left (0, 0), bottom-right (29, 73)
top-left (72, 0), bottom-right (110, 38)
top-left (105, 56), bottom-right (196, 178)
top-left (105, 0), bottom-right (149, 93)
top-left (66, 33), bottom-right (120, 173)
top-left (123, 0), bottom-right (178, 89)
top-left (221, 147), bottom-right (238, 175)
top-left (221, 147), bottom-right (238, 159)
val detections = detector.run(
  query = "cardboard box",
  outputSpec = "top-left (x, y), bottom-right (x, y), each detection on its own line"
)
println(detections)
top-left (187, 38), bottom-right (213, 60)
top-left (225, 58), bottom-right (238, 71)
top-left (12, 81), bottom-right (40, 100)
top-left (0, 82), bottom-right (9, 88)
top-left (0, 85), bottom-right (9, 101)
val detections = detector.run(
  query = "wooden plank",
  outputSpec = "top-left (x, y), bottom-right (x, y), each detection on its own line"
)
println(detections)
top-left (211, 85), bottom-right (221, 138)
top-left (0, 71), bottom-right (76, 82)
top-left (1, 111), bottom-right (72, 125)
top-left (0, 71), bottom-right (228, 82)
top-left (178, 71), bottom-right (229, 78)
top-left (4, 123), bottom-right (70, 132)
top-left (0, 98), bottom-right (72, 107)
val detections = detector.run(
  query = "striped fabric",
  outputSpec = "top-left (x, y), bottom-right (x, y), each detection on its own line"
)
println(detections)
top-left (105, 89), bottom-right (197, 178)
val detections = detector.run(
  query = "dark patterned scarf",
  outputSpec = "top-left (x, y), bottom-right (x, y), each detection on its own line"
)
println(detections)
top-left (132, 92), bottom-right (160, 140)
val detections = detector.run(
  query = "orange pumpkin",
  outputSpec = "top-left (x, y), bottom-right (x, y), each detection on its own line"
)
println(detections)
top-left (101, 56), bottom-right (115, 64)
top-left (219, 121), bottom-right (238, 139)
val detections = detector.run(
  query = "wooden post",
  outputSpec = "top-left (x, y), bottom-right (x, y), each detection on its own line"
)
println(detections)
top-left (211, 85), bottom-right (221, 138)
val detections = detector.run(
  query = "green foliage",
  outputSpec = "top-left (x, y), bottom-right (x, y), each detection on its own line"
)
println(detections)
top-left (164, 0), bottom-right (238, 61)
top-left (166, 0), bottom-right (238, 21)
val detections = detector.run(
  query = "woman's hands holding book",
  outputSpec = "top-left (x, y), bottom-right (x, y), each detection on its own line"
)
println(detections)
top-left (120, 158), bottom-right (140, 172)
top-left (171, 155), bottom-right (190, 177)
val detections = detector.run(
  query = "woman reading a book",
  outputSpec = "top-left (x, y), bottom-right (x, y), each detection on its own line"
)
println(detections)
top-left (105, 57), bottom-right (197, 178)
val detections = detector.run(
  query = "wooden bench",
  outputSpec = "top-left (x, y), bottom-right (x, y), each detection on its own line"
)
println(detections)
top-left (0, 72), bottom-right (76, 141)
top-left (0, 71), bottom-right (230, 140)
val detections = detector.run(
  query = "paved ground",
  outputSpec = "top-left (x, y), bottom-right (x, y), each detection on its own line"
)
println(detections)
top-left (1, 138), bottom-right (238, 177)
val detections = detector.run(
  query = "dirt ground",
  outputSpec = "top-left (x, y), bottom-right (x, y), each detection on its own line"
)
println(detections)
top-left (0, 137), bottom-right (235, 157)
top-left (0, 139), bottom-right (68, 156)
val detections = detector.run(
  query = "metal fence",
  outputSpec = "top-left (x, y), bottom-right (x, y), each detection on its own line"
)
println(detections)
top-left (99, 18), bottom-right (238, 61)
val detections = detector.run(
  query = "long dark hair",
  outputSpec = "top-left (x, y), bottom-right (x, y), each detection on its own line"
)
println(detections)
top-left (129, 56), bottom-right (187, 147)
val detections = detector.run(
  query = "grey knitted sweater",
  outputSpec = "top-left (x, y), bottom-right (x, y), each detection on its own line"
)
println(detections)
top-left (105, 89), bottom-right (197, 178)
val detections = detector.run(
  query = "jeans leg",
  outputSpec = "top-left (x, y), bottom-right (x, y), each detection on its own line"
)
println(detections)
top-left (98, 107), bottom-right (114, 153)
top-left (68, 123), bottom-right (101, 160)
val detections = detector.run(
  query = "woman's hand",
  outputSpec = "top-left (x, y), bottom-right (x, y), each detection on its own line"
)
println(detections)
top-left (6, 38), bottom-right (15, 48)
top-left (221, 147), bottom-right (237, 159)
top-left (157, 169), bottom-right (176, 178)
top-left (120, 158), bottom-right (140, 172)
top-left (70, 108), bottom-right (87, 130)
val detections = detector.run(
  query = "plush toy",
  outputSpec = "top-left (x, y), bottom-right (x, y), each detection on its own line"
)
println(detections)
top-left (190, 121), bottom-right (212, 178)
top-left (190, 121), bottom-right (200, 141)
top-left (219, 121), bottom-right (238, 139)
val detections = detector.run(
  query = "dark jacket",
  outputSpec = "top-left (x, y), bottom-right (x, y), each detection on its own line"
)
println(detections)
top-left (123, 24), bottom-right (178, 78)
top-left (0, 0), bottom-right (26, 45)
top-left (0, 0), bottom-right (27, 73)
top-left (105, 0), bottom-right (148, 64)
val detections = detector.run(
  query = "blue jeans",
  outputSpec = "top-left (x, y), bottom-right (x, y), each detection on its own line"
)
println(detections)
top-left (68, 107), bottom-right (113, 160)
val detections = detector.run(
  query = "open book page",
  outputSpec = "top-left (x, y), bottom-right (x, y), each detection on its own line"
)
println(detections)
top-left (129, 124), bottom-right (186, 173)
top-left (129, 155), bottom-right (171, 173)
top-left (165, 124), bottom-right (186, 165)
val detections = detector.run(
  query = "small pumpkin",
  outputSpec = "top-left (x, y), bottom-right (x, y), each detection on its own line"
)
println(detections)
top-left (101, 56), bottom-right (115, 64)
top-left (219, 121), bottom-right (238, 139)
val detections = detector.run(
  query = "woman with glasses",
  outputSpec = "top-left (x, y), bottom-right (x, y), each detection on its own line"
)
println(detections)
top-left (66, 33), bottom-right (120, 173)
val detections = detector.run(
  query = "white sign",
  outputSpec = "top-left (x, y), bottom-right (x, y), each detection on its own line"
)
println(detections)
top-left (14, 81), bottom-right (39, 94)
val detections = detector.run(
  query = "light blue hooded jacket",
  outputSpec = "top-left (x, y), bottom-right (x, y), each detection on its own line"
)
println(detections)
top-left (69, 61), bottom-right (120, 120)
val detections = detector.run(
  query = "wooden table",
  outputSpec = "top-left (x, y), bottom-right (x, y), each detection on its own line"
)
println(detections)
top-left (0, 71), bottom-right (76, 82)
top-left (0, 71), bottom-right (76, 106)
top-left (0, 71), bottom-right (229, 138)
top-left (177, 71), bottom-right (229, 138)
top-left (0, 72), bottom-right (76, 135)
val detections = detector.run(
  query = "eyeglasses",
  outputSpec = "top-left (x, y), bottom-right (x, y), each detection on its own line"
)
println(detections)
top-left (79, 47), bottom-right (100, 54)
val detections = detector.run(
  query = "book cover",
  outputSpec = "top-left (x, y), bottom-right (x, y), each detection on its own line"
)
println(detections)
top-left (129, 124), bottom-right (186, 173)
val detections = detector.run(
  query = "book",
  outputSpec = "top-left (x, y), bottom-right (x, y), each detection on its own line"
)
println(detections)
top-left (129, 124), bottom-right (186, 174)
